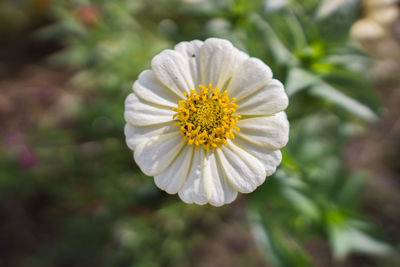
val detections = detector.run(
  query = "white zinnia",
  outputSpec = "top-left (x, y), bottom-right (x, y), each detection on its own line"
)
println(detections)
top-left (124, 38), bottom-right (289, 206)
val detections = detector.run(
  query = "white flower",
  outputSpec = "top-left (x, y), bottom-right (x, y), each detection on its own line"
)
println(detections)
top-left (124, 38), bottom-right (289, 206)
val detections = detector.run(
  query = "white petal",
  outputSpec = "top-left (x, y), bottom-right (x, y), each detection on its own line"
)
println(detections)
top-left (236, 79), bottom-right (288, 115)
top-left (228, 57), bottom-right (273, 101)
top-left (236, 112), bottom-right (289, 150)
top-left (231, 48), bottom-right (249, 73)
top-left (124, 123), bottom-right (178, 151)
top-left (133, 70), bottom-right (180, 108)
top-left (134, 132), bottom-right (185, 176)
top-left (154, 146), bottom-right (194, 194)
top-left (174, 40), bottom-right (203, 86)
top-left (175, 40), bottom-right (203, 58)
top-left (151, 49), bottom-right (194, 98)
top-left (178, 149), bottom-right (208, 205)
top-left (216, 141), bottom-right (266, 193)
top-left (233, 135), bottom-right (282, 176)
top-left (204, 152), bottom-right (238, 206)
top-left (199, 38), bottom-right (236, 90)
top-left (124, 93), bottom-right (174, 126)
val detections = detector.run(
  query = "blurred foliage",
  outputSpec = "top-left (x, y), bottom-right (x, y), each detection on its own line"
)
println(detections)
top-left (0, 0), bottom-right (397, 266)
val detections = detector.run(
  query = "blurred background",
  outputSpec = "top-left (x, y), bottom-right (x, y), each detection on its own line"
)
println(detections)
top-left (0, 0), bottom-right (400, 266)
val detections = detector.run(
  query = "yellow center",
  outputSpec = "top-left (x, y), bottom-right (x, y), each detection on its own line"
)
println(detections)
top-left (172, 84), bottom-right (241, 152)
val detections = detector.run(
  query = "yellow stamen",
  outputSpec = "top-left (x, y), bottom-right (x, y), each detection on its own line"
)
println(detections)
top-left (172, 84), bottom-right (241, 152)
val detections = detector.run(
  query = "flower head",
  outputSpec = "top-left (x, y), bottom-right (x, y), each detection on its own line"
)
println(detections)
top-left (124, 38), bottom-right (289, 206)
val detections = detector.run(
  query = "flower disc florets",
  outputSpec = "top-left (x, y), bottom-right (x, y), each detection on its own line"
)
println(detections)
top-left (173, 84), bottom-right (241, 152)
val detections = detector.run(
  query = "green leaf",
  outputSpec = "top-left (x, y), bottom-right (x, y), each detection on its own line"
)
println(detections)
top-left (248, 208), bottom-right (281, 266)
top-left (315, 0), bottom-right (359, 43)
top-left (281, 188), bottom-right (320, 221)
top-left (248, 207), bottom-right (313, 267)
top-left (285, 65), bottom-right (378, 121)
top-left (284, 9), bottom-right (307, 50)
top-left (310, 83), bottom-right (378, 122)
top-left (329, 223), bottom-right (393, 259)
top-left (285, 67), bottom-right (319, 95)
top-left (315, 0), bottom-right (358, 19)
top-left (249, 13), bottom-right (295, 65)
